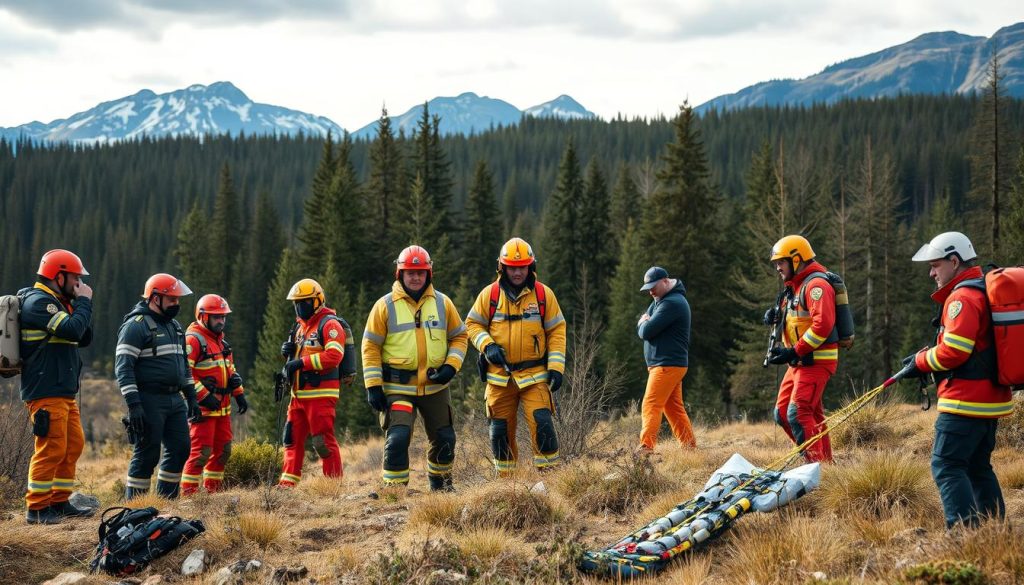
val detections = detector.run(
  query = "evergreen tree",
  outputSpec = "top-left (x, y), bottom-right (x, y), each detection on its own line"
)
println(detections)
top-left (462, 159), bottom-right (502, 285)
top-left (643, 102), bottom-right (729, 415)
top-left (578, 158), bottom-right (612, 321)
top-left (296, 134), bottom-right (336, 275)
top-left (1006, 145), bottom-right (1024, 262)
top-left (175, 201), bottom-right (219, 295)
top-left (603, 220), bottom-right (649, 401)
top-left (366, 108), bottom-right (407, 284)
top-left (324, 133), bottom-right (373, 287)
top-left (543, 138), bottom-right (584, 312)
top-left (609, 163), bottom-right (641, 260)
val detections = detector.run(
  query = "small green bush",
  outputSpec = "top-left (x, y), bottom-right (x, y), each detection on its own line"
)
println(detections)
top-left (902, 560), bottom-right (990, 585)
top-left (223, 438), bottom-right (283, 488)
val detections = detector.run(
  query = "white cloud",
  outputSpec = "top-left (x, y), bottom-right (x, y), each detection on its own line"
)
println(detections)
top-left (0, 1), bottom-right (1019, 128)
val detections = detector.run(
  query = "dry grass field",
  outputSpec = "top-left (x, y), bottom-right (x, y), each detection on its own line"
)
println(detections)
top-left (3, 396), bottom-right (1024, 584)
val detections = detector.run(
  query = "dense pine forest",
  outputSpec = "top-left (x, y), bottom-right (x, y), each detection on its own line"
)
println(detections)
top-left (3, 92), bottom-right (1024, 440)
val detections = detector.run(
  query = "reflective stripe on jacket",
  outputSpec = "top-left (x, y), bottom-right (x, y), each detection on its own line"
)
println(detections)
top-left (290, 307), bottom-right (346, 400)
top-left (915, 266), bottom-right (1012, 418)
top-left (465, 278), bottom-right (567, 389)
top-left (361, 282), bottom-right (468, 396)
top-left (186, 322), bottom-right (243, 416)
top-left (782, 262), bottom-right (839, 364)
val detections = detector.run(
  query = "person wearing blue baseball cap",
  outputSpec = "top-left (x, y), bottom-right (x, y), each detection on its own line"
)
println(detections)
top-left (636, 266), bottom-right (695, 454)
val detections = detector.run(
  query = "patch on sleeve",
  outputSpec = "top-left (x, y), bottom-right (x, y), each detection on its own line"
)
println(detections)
top-left (329, 329), bottom-right (339, 339)
top-left (809, 287), bottom-right (824, 301)
top-left (46, 304), bottom-right (59, 315)
top-left (947, 300), bottom-right (963, 320)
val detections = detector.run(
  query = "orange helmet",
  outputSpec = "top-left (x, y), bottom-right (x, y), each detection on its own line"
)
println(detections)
top-left (143, 273), bottom-right (193, 299)
top-left (395, 245), bottom-right (433, 278)
top-left (37, 249), bottom-right (89, 279)
top-left (287, 278), bottom-right (326, 309)
top-left (497, 237), bottom-right (536, 268)
top-left (195, 294), bottom-right (231, 321)
top-left (770, 235), bottom-right (815, 266)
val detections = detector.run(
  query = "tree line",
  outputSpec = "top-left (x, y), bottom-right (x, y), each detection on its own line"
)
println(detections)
top-left (2, 85), bottom-right (1023, 440)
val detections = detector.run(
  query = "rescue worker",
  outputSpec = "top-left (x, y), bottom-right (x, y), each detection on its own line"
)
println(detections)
top-left (277, 278), bottom-right (355, 487)
top-left (465, 237), bottom-right (567, 475)
top-left (362, 246), bottom-right (468, 491)
top-left (20, 249), bottom-right (94, 524)
top-left (115, 273), bottom-right (200, 499)
top-left (181, 294), bottom-right (247, 495)
top-left (904, 231), bottom-right (1012, 528)
top-left (636, 266), bottom-right (696, 453)
top-left (765, 235), bottom-right (836, 464)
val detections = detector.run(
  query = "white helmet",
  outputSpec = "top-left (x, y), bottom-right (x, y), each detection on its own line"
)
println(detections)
top-left (912, 231), bottom-right (977, 262)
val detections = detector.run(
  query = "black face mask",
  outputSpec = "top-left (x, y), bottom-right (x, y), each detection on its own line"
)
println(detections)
top-left (295, 300), bottom-right (316, 321)
top-left (209, 320), bottom-right (226, 334)
top-left (157, 297), bottom-right (180, 319)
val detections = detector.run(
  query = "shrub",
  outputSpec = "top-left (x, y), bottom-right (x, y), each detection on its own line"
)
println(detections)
top-left (901, 560), bottom-right (990, 585)
top-left (816, 451), bottom-right (937, 518)
top-left (223, 438), bottom-right (282, 488)
top-left (554, 456), bottom-right (672, 515)
top-left (829, 399), bottom-right (902, 449)
top-left (0, 391), bottom-right (33, 507)
top-left (460, 482), bottom-right (561, 533)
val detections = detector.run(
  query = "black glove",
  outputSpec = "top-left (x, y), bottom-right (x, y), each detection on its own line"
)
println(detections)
top-left (186, 397), bottom-right (202, 423)
top-left (281, 340), bottom-right (297, 359)
top-left (366, 385), bottom-right (387, 412)
top-left (548, 370), bottom-right (563, 393)
top-left (427, 364), bottom-right (456, 385)
top-left (284, 359), bottom-right (304, 376)
top-left (901, 353), bottom-right (924, 380)
top-left (234, 394), bottom-right (249, 414)
top-left (127, 403), bottom-right (146, 437)
top-left (767, 347), bottom-right (798, 365)
top-left (483, 343), bottom-right (508, 368)
top-left (763, 307), bottom-right (778, 326)
top-left (228, 372), bottom-right (243, 390)
top-left (198, 393), bottom-right (221, 411)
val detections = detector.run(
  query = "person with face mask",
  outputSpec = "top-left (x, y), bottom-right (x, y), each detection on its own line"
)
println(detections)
top-left (180, 294), bottom-right (245, 495)
top-left (465, 238), bottom-right (567, 476)
top-left (361, 245), bottom-right (468, 491)
top-left (276, 278), bottom-right (354, 487)
top-left (115, 273), bottom-right (199, 500)
top-left (19, 249), bottom-right (94, 524)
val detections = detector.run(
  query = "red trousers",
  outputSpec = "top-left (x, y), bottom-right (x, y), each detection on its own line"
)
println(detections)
top-left (279, 397), bottom-right (342, 486)
top-left (25, 397), bottom-right (84, 510)
top-left (774, 364), bottom-right (834, 463)
top-left (181, 415), bottom-right (232, 495)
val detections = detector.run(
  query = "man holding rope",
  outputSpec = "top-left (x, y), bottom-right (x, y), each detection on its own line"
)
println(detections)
top-left (904, 231), bottom-right (1012, 529)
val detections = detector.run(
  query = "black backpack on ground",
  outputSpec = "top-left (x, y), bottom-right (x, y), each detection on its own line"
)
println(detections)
top-left (88, 506), bottom-right (205, 576)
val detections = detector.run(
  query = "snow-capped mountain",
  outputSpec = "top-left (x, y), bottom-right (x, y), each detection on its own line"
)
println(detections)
top-left (523, 95), bottom-right (596, 120)
top-left (0, 82), bottom-right (343, 144)
top-left (352, 92), bottom-right (596, 139)
top-left (698, 22), bottom-right (1024, 113)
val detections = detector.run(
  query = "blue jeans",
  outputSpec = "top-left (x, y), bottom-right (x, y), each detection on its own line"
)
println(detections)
top-left (931, 412), bottom-right (1005, 528)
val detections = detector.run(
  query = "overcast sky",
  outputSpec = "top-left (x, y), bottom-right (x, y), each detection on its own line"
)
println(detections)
top-left (0, 1), bottom-right (1018, 129)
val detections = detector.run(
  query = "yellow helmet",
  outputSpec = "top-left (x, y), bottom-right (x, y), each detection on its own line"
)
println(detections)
top-left (287, 278), bottom-right (325, 309)
top-left (770, 235), bottom-right (815, 266)
top-left (497, 237), bottom-right (536, 268)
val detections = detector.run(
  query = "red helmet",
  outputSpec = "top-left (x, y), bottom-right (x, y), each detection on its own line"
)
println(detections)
top-left (195, 294), bottom-right (231, 321)
top-left (37, 249), bottom-right (89, 279)
top-left (395, 245), bottom-right (433, 278)
top-left (142, 273), bottom-right (193, 299)
top-left (497, 237), bottom-right (536, 268)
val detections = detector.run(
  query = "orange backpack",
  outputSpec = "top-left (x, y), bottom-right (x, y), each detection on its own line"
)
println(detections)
top-left (985, 266), bottom-right (1024, 387)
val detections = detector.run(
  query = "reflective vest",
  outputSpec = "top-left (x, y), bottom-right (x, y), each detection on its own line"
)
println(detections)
top-left (185, 323), bottom-right (241, 417)
top-left (291, 308), bottom-right (346, 400)
top-left (781, 262), bottom-right (839, 365)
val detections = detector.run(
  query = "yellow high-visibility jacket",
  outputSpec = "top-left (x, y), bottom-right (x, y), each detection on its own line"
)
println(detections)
top-left (465, 278), bottom-right (567, 388)
top-left (362, 282), bottom-right (468, 396)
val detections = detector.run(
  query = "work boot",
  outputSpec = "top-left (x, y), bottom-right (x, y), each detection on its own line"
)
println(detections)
top-left (26, 506), bottom-right (62, 525)
top-left (428, 475), bottom-right (454, 492)
top-left (50, 500), bottom-right (96, 518)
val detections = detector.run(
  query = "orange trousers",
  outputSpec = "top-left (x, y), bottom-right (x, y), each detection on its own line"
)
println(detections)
top-left (640, 366), bottom-right (696, 450)
top-left (774, 364), bottom-right (834, 463)
top-left (25, 397), bottom-right (84, 510)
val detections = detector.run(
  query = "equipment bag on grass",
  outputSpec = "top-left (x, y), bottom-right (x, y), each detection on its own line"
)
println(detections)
top-left (88, 506), bottom-right (205, 576)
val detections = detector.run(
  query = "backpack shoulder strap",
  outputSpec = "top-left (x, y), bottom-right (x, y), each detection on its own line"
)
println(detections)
top-left (534, 281), bottom-right (547, 322)
top-left (488, 281), bottom-right (501, 322)
top-left (954, 278), bottom-right (986, 293)
top-left (317, 314), bottom-right (340, 342)
top-left (796, 271), bottom-right (829, 308)
top-left (141, 315), bottom-right (159, 356)
top-left (185, 332), bottom-right (209, 362)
